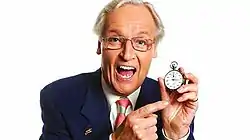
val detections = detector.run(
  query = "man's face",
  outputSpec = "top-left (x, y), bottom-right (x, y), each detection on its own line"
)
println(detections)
top-left (99, 4), bottom-right (157, 96)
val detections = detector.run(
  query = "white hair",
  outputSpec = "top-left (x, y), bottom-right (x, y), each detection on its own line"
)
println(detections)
top-left (93, 0), bottom-right (165, 45)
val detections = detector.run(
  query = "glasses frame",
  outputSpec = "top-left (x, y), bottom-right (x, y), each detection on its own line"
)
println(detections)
top-left (100, 36), bottom-right (155, 52)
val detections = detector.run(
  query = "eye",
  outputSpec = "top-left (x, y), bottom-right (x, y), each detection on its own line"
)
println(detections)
top-left (135, 39), bottom-right (147, 47)
top-left (107, 37), bottom-right (120, 43)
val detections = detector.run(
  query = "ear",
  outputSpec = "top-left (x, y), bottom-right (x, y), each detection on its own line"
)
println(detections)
top-left (153, 51), bottom-right (157, 58)
top-left (152, 45), bottom-right (157, 58)
top-left (96, 41), bottom-right (101, 55)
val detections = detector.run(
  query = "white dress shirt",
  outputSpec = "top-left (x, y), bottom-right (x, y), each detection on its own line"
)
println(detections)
top-left (101, 74), bottom-right (189, 140)
top-left (101, 75), bottom-right (140, 131)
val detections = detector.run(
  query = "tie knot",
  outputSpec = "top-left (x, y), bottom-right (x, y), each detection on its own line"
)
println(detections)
top-left (116, 98), bottom-right (131, 114)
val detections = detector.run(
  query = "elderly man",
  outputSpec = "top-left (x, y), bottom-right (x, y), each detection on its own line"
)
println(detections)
top-left (39, 0), bottom-right (199, 140)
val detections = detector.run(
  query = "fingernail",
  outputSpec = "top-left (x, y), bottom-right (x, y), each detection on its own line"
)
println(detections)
top-left (153, 114), bottom-right (158, 118)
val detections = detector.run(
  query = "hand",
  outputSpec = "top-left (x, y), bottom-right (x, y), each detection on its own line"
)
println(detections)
top-left (158, 67), bottom-right (199, 139)
top-left (112, 101), bottom-right (169, 140)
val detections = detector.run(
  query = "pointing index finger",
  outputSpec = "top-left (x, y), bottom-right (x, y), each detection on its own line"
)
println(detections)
top-left (131, 101), bottom-right (169, 118)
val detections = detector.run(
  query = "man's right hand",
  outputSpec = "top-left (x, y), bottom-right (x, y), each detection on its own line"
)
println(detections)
top-left (112, 101), bottom-right (169, 140)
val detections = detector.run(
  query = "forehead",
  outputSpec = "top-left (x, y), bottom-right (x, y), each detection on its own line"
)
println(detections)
top-left (104, 4), bottom-right (157, 37)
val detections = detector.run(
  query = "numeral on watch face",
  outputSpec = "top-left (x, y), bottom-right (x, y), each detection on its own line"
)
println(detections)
top-left (165, 71), bottom-right (183, 89)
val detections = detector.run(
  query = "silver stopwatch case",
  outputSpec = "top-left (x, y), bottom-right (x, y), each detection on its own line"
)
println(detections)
top-left (164, 61), bottom-right (185, 90)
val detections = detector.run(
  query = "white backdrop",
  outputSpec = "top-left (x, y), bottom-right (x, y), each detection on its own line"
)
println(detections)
top-left (0, 0), bottom-right (250, 139)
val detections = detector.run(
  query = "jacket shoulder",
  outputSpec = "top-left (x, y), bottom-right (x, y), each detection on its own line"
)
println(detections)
top-left (40, 71), bottom-right (98, 107)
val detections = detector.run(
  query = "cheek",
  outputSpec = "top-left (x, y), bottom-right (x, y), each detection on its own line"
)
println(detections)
top-left (138, 54), bottom-right (154, 73)
top-left (101, 51), bottom-right (119, 69)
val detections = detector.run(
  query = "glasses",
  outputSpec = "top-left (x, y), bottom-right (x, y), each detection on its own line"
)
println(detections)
top-left (101, 36), bottom-right (155, 52)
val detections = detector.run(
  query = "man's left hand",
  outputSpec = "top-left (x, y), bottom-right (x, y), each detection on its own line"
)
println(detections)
top-left (158, 67), bottom-right (199, 139)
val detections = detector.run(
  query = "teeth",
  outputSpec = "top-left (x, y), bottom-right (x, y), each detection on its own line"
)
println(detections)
top-left (119, 65), bottom-right (135, 70)
top-left (121, 74), bottom-right (133, 79)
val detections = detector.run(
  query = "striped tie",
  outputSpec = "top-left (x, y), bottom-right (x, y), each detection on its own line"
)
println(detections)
top-left (114, 98), bottom-right (131, 130)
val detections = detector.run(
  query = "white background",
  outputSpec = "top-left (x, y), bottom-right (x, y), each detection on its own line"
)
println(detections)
top-left (0, 0), bottom-right (250, 139)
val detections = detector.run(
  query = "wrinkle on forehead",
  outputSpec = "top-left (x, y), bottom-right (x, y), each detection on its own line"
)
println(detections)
top-left (106, 23), bottom-right (154, 37)
top-left (104, 4), bottom-right (157, 38)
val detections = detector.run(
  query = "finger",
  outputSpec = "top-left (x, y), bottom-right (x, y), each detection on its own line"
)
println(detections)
top-left (134, 129), bottom-right (146, 140)
top-left (179, 67), bottom-right (185, 74)
top-left (146, 126), bottom-right (158, 140)
top-left (151, 133), bottom-right (158, 140)
top-left (145, 133), bottom-right (158, 140)
top-left (177, 84), bottom-right (198, 93)
top-left (136, 129), bottom-right (158, 140)
top-left (178, 67), bottom-right (199, 84)
top-left (177, 92), bottom-right (198, 102)
top-left (184, 73), bottom-right (199, 84)
top-left (134, 116), bottom-right (157, 129)
top-left (146, 126), bottom-right (157, 133)
top-left (131, 100), bottom-right (169, 118)
top-left (147, 113), bottom-right (158, 118)
top-left (158, 77), bottom-right (170, 101)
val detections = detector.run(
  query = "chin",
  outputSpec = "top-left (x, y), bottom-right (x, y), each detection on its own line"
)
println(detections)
top-left (113, 76), bottom-right (140, 96)
top-left (113, 85), bottom-right (138, 96)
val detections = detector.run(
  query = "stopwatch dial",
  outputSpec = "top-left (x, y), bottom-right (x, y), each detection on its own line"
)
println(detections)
top-left (165, 71), bottom-right (183, 90)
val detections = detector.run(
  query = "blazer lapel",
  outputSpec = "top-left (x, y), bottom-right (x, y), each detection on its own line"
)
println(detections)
top-left (135, 77), bottom-right (162, 110)
top-left (80, 69), bottom-right (112, 139)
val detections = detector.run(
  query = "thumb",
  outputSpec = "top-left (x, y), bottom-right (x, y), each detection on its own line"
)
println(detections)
top-left (158, 77), bottom-right (170, 101)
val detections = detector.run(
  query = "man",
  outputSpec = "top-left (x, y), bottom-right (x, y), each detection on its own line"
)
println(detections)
top-left (39, 0), bottom-right (199, 140)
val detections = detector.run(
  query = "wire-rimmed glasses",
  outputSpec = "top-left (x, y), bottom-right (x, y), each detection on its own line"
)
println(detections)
top-left (101, 36), bottom-right (155, 52)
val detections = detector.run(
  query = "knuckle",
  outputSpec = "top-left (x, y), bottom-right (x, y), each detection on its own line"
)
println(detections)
top-left (132, 124), bottom-right (139, 131)
top-left (137, 109), bottom-right (144, 116)
top-left (139, 107), bottom-right (149, 115)
top-left (182, 94), bottom-right (188, 99)
top-left (126, 116), bottom-right (133, 124)
top-left (193, 85), bottom-right (198, 91)
top-left (154, 133), bottom-right (158, 139)
top-left (145, 104), bottom-right (152, 112)
top-left (196, 78), bottom-right (199, 84)
top-left (181, 85), bottom-right (187, 90)
top-left (136, 132), bottom-right (143, 139)
top-left (193, 92), bottom-right (197, 97)
top-left (152, 126), bottom-right (157, 133)
top-left (126, 116), bottom-right (136, 128)
top-left (152, 117), bottom-right (157, 125)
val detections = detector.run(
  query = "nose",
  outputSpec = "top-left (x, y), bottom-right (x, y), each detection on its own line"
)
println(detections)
top-left (119, 40), bottom-right (136, 61)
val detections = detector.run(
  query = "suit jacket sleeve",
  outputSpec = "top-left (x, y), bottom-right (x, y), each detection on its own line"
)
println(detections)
top-left (39, 88), bottom-right (71, 140)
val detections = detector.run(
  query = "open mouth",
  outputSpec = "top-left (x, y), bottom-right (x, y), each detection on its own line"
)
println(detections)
top-left (116, 65), bottom-right (136, 79)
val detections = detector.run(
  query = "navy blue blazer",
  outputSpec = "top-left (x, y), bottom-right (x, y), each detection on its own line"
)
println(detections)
top-left (39, 69), bottom-right (195, 140)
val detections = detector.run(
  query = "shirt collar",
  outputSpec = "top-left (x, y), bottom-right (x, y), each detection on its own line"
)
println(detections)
top-left (101, 73), bottom-right (140, 110)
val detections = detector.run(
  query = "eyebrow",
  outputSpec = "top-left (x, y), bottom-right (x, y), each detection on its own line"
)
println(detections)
top-left (106, 29), bottom-right (151, 37)
top-left (137, 31), bottom-right (150, 36)
top-left (106, 29), bottom-right (123, 36)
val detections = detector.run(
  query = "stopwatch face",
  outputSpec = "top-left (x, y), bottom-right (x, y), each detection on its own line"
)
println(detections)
top-left (164, 70), bottom-right (184, 90)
